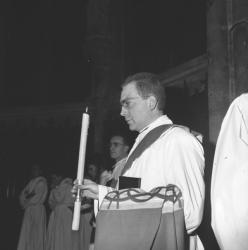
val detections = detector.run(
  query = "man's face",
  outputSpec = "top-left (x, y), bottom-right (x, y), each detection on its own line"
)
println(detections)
top-left (110, 136), bottom-right (128, 162)
top-left (87, 164), bottom-right (97, 179)
top-left (120, 81), bottom-right (151, 132)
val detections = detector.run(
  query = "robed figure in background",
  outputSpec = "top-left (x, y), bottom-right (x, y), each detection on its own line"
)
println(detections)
top-left (17, 164), bottom-right (48, 250)
top-left (46, 176), bottom-right (92, 250)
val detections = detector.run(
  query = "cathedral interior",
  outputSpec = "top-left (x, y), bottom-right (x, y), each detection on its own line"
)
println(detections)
top-left (1, 0), bottom-right (248, 249)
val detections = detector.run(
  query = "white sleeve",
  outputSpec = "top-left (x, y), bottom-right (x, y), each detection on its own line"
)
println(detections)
top-left (165, 129), bottom-right (205, 234)
top-left (94, 184), bottom-right (114, 216)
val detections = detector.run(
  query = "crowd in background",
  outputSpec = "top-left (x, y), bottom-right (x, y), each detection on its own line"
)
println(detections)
top-left (16, 161), bottom-right (98, 250)
top-left (15, 131), bottom-right (133, 250)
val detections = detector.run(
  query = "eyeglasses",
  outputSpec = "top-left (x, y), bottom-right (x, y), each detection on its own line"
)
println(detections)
top-left (120, 96), bottom-right (143, 110)
top-left (110, 142), bottom-right (125, 147)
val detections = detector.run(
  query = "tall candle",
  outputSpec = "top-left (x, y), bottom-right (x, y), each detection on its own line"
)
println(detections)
top-left (72, 107), bottom-right (90, 231)
top-left (76, 109), bottom-right (89, 184)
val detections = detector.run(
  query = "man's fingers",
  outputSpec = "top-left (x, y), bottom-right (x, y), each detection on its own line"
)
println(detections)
top-left (83, 179), bottom-right (95, 185)
top-left (71, 181), bottom-right (99, 200)
top-left (73, 178), bottom-right (95, 185)
top-left (83, 189), bottom-right (98, 200)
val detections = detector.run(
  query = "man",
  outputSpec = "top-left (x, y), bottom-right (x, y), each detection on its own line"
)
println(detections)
top-left (100, 134), bottom-right (130, 186)
top-left (73, 72), bottom-right (205, 249)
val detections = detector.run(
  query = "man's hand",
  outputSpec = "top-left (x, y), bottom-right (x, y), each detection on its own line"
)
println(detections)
top-left (71, 178), bottom-right (99, 200)
top-left (100, 170), bottom-right (112, 185)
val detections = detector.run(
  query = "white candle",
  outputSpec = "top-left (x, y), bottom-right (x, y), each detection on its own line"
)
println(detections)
top-left (76, 109), bottom-right (89, 185)
top-left (72, 108), bottom-right (90, 231)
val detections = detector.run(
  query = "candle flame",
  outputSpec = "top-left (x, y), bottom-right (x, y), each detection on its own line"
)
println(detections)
top-left (85, 107), bottom-right (88, 113)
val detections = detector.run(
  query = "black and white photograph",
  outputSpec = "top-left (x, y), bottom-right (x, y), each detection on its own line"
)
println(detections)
top-left (0, 0), bottom-right (248, 249)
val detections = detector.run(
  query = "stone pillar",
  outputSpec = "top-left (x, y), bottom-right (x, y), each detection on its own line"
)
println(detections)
top-left (231, 1), bottom-right (248, 97)
top-left (85, 0), bottom-right (123, 153)
top-left (207, 0), bottom-right (248, 144)
top-left (207, 0), bottom-right (229, 144)
top-left (85, 0), bottom-right (112, 153)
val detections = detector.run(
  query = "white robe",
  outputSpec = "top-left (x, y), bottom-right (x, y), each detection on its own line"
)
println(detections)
top-left (18, 176), bottom-right (48, 250)
top-left (211, 93), bottom-right (248, 250)
top-left (46, 178), bottom-right (74, 250)
top-left (98, 115), bottom-right (205, 250)
top-left (100, 157), bottom-right (127, 186)
top-left (46, 178), bottom-right (92, 250)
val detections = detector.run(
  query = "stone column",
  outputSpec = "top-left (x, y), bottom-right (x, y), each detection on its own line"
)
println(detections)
top-left (85, 0), bottom-right (112, 153)
top-left (207, 0), bottom-right (229, 144)
top-left (85, 0), bottom-right (123, 153)
top-left (207, 0), bottom-right (248, 144)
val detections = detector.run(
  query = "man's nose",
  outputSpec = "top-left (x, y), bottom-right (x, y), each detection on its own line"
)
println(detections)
top-left (120, 106), bottom-right (127, 116)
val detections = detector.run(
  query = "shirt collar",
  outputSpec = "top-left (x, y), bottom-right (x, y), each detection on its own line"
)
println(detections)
top-left (112, 157), bottom-right (127, 169)
top-left (135, 115), bottom-right (173, 144)
top-left (139, 115), bottom-right (173, 135)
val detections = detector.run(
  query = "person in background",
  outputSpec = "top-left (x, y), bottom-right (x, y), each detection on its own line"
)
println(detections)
top-left (17, 163), bottom-right (48, 250)
top-left (73, 72), bottom-right (205, 250)
top-left (100, 134), bottom-right (130, 187)
top-left (46, 171), bottom-right (91, 250)
top-left (45, 174), bottom-right (74, 250)
top-left (85, 155), bottom-right (102, 183)
top-left (47, 173), bottom-right (63, 211)
top-left (84, 155), bottom-right (103, 250)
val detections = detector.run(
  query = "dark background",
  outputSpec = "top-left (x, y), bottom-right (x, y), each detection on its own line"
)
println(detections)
top-left (2, 0), bottom-right (206, 106)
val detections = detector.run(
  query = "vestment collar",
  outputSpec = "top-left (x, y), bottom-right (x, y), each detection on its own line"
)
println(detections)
top-left (139, 115), bottom-right (173, 138)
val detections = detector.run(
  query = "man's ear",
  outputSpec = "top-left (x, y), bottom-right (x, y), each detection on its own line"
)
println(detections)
top-left (148, 95), bottom-right (158, 110)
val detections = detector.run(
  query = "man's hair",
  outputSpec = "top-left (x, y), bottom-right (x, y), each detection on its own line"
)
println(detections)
top-left (122, 72), bottom-right (166, 111)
